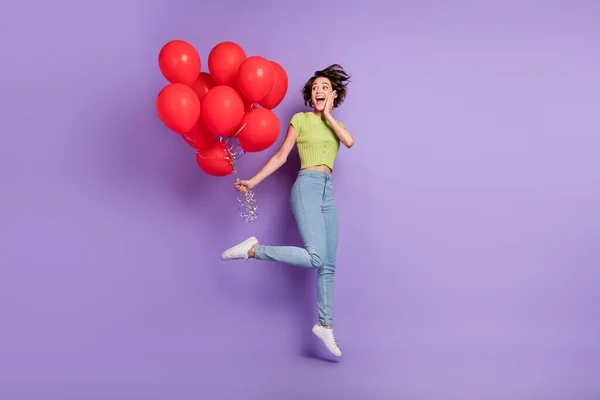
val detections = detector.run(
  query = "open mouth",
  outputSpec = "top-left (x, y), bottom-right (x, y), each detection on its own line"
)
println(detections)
top-left (316, 95), bottom-right (325, 105)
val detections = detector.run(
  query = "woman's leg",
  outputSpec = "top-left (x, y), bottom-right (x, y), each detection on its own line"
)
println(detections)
top-left (253, 173), bottom-right (326, 268)
top-left (310, 177), bottom-right (342, 357)
top-left (220, 172), bottom-right (326, 269)
top-left (317, 178), bottom-right (338, 327)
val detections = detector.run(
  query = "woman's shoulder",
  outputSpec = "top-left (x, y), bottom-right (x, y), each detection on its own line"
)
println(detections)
top-left (290, 111), bottom-right (309, 122)
top-left (290, 112), bottom-right (309, 131)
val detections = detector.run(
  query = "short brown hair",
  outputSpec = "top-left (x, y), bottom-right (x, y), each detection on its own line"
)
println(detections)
top-left (302, 64), bottom-right (351, 108)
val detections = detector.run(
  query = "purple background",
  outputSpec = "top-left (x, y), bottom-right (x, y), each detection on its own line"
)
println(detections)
top-left (1, 0), bottom-right (600, 398)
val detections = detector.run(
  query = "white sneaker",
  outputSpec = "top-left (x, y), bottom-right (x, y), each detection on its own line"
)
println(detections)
top-left (312, 323), bottom-right (342, 357)
top-left (220, 237), bottom-right (259, 261)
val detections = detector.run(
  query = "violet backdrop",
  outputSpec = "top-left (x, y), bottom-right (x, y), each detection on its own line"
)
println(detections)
top-left (1, 0), bottom-right (599, 399)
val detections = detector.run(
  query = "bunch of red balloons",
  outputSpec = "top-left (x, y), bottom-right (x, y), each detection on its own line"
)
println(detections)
top-left (156, 40), bottom-right (288, 176)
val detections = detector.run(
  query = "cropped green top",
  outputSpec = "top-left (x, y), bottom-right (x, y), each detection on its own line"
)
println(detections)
top-left (290, 112), bottom-right (345, 170)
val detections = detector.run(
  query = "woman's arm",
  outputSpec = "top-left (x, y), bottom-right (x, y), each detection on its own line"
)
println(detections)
top-left (234, 124), bottom-right (298, 192)
top-left (324, 114), bottom-right (354, 148)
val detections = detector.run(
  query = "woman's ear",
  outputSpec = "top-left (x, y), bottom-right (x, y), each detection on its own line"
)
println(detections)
top-left (333, 90), bottom-right (338, 99)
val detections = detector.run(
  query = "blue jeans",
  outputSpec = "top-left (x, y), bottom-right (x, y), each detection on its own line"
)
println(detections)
top-left (254, 170), bottom-right (339, 326)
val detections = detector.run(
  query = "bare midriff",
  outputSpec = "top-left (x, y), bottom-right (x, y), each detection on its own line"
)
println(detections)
top-left (302, 165), bottom-right (332, 174)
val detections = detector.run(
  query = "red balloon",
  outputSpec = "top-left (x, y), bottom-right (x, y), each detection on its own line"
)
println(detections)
top-left (190, 72), bottom-right (216, 102)
top-left (156, 83), bottom-right (201, 134)
top-left (182, 117), bottom-right (216, 150)
top-left (259, 61), bottom-right (288, 109)
top-left (237, 108), bottom-right (280, 152)
top-left (229, 83), bottom-right (255, 112)
top-left (208, 42), bottom-right (246, 87)
top-left (158, 40), bottom-right (201, 86)
top-left (236, 56), bottom-right (275, 103)
top-left (196, 142), bottom-right (233, 176)
top-left (201, 85), bottom-right (245, 136)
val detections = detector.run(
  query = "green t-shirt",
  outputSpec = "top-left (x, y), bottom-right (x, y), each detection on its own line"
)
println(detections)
top-left (290, 112), bottom-right (345, 170)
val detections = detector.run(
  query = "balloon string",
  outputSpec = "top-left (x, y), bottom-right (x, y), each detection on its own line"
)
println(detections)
top-left (225, 139), bottom-right (257, 223)
top-left (195, 150), bottom-right (244, 161)
top-left (230, 122), bottom-right (247, 138)
top-left (192, 127), bottom-right (257, 222)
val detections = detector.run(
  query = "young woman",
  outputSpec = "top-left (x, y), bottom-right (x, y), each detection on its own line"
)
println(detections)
top-left (220, 64), bottom-right (354, 358)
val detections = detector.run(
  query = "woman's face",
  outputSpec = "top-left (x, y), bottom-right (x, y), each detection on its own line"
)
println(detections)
top-left (311, 77), bottom-right (335, 111)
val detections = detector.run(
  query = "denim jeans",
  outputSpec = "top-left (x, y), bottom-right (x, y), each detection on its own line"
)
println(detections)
top-left (254, 170), bottom-right (339, 326)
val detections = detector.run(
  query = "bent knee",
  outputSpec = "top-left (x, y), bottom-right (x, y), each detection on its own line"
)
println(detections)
top-left (308, 252), bottom-right (326, 269)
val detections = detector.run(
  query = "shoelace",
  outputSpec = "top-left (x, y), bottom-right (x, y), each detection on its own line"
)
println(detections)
top-left (330, 330), bottom-right (340, 349)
